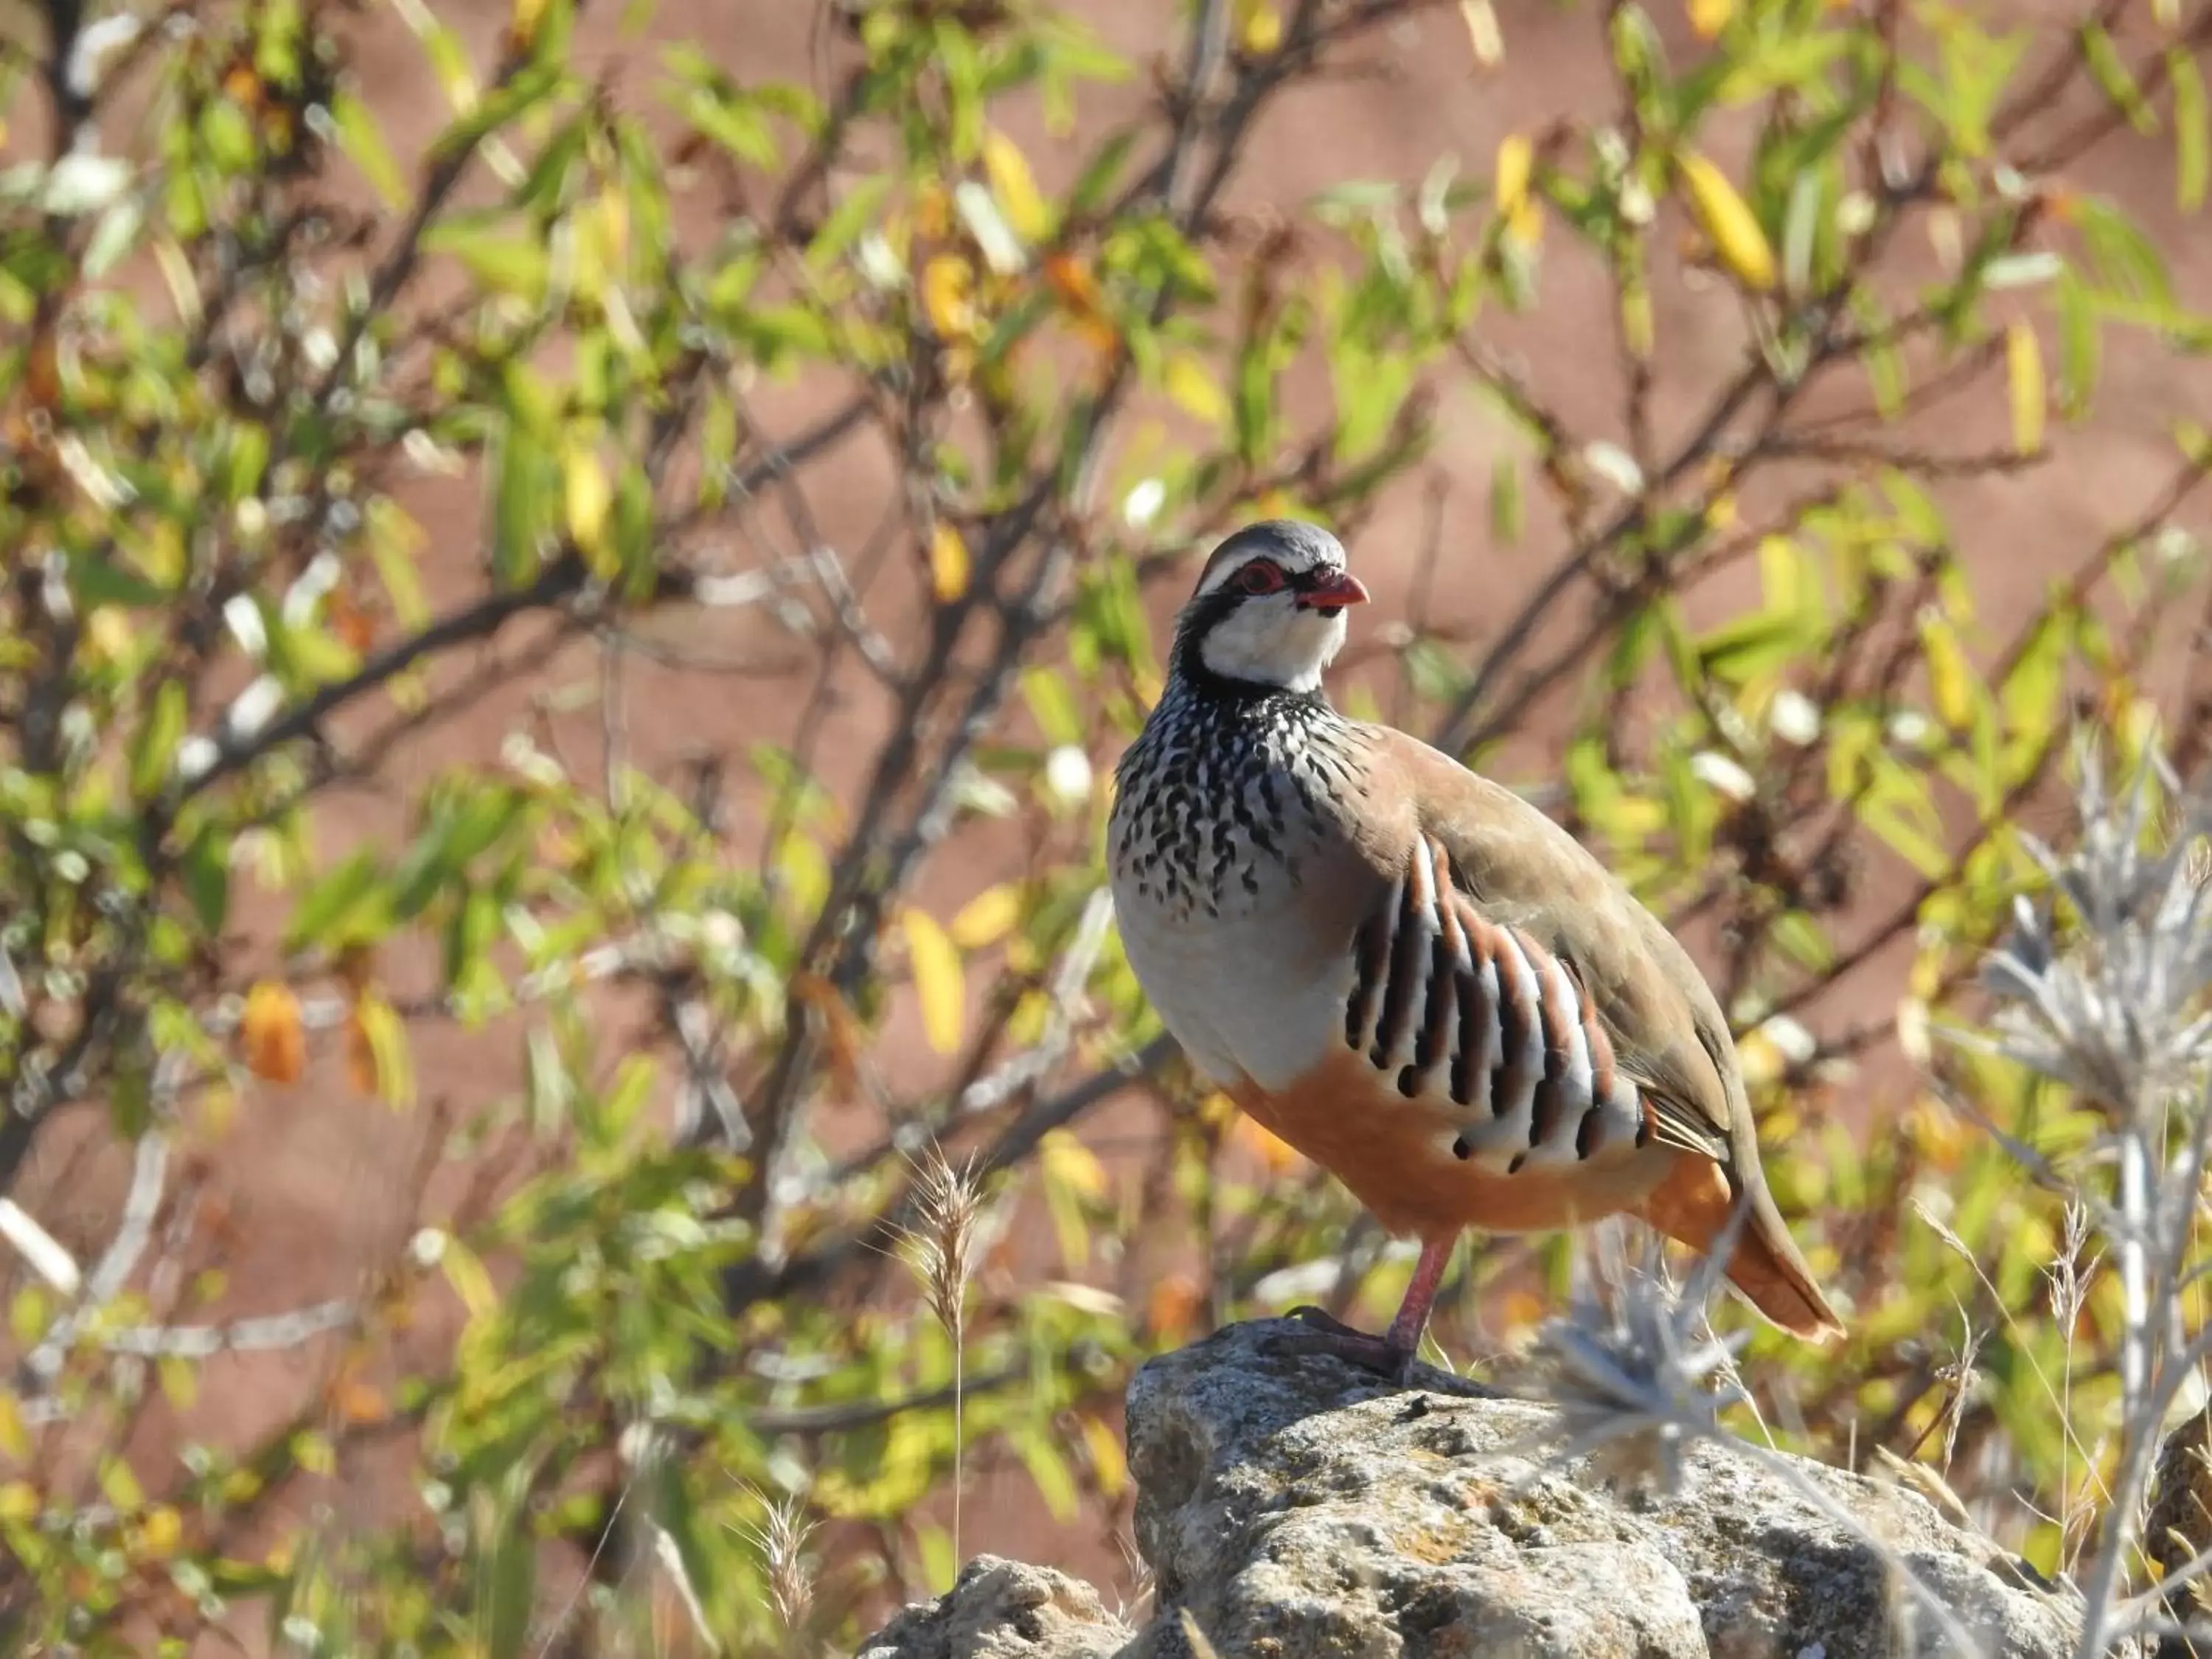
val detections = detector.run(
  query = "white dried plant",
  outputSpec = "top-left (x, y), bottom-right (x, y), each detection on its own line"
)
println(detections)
top-left (1508, 1218), bottom-right (1750, 1499)
top-left (1955, 741), bottom-right (2212, 1657)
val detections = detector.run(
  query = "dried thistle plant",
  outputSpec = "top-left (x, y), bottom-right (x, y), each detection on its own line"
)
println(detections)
top-left (1977, 748), bottom-right (2212, 1125)
top-left (1505, 1218), bottom-right (1750, 1499)
top-left (894, 1145), bottom-right (988, 1564)
top-left (1956, 740), bottom-right (2212, 1656)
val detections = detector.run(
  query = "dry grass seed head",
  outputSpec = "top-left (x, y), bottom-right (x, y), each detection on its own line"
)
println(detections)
top-left (898, 1145), bottom-right (986, 1338)
top-left (734, 1489), bottom-right (819, 1637)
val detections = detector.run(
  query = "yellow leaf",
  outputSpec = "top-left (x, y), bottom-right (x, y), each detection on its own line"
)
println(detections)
top-left (1688, 0), bottom-right (1734, 35)
top-left (1495, 133), bottom-right (1533, 219)
top-left (1079, 1412), bottom-right (1129, 1498)
top-left (900, 908), bottom-right (965, 1054)
top-left (348, 992), bottom-right (415, 1110)
top-left (2007, 320), bottom-right (2045, 454)
top-left (240, 981), bottom-right (305, 1085)
top-left (1458, 0), bottom-right (1503, 67)
top-left (1236, 0), bottom-right (1282, 54)
top-left (1495, 134), bottom-right (1542, 244)
top-left (441, 1237), bottom-right (498, 1321)
top-left (1919, 612), bottom-right (1976, 730)
top-left (1736, 1029), bottom-right (1783, 1088)
top-left (982, 127), bottom-right (1050, 243)
top-left (1677, 148), bottom-right (1776, 291)
top-left (1620, 283), bottom-right (1654, 357)
top-left (137, 1505), bottom-right (184, 1560)
top-left (289, 1430), bottom-right (335, 1478)
top-left (929, 521), bottom-right (970, 604)
top-left (1040, 1127), bottom-right (1107, 1198)
top-left (511, 0), bottom-right (546, 44)
top-left (86, 605), bottom-right (133, 662)
top-left (950, 883), bottom-right (1023, 950)
top-left (1164, 353), bottom-right (1227, 425)
top-left (563, 445), bottom-right (612, 571)
top-left (0, 1392), bottom-right (26, 1462)
top-left (920, 253), bottom-right (977, 338)
top-left (0, 1481), bottom-right (36, 1523)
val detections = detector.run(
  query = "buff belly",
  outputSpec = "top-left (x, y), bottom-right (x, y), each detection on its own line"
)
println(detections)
top-left (1230, 1047), bottom-right (1672, 1239)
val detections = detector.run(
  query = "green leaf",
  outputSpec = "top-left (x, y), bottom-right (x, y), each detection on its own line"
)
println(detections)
top-left (2079, 24), bottom-right (2157, 136)
top-left (1695, 606), bottom-right (1814, 684)
top-left (1012, 1420), bottom-right (1082, 1523)
top-left (180, 826), bottom-right (231, 934)
top-left (422, 218), bottom-right (549, 301)
top-left (1490, 456), bottom-right (1523, 543)
top-left (428, 61), bottom-right (567, 165)
top-left (2055, 267), bottom-right (2100, 414)
top-left (330, 91), bottom-right (408, 209)
top-left (807, 175), bottom-right (893, 271)
top-left (285, 852), bottom-right (387, 950)
top-left (1020, 667), bottom-right (1085, 746)
top-left (2173, 49), bottom-right (2208, 211)
top-left (131, 680), bottom-right (187, 799)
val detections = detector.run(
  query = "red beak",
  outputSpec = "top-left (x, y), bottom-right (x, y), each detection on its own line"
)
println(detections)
top-left (1298, 570), bottom-right (1371, 613)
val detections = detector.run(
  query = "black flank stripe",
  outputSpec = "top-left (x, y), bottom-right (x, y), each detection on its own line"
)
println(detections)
top-left (1346, 910), bottom-right (1392, 1050)
top-left (1430, 900), bottom-right (1471, 1108)
top-left (1489, 931), bottom-right (1538, 1126)
top-left (1370, 867), bottom-right (1429, 1069)
top-left (1575, 1106), bottom-right (1603, 1160)
top-left (1453, 919), bottom-right (1489, 1111)
top-left (1413, 930), bottom-right (1454, 1082)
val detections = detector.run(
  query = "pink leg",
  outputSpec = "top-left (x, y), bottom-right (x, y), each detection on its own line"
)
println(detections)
top-left (1383, 1234), bottom-right (1455, 1356)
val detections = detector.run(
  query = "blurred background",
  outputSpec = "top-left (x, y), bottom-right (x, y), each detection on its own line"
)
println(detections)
top-left (1, 0), bottom-right (2210, 1649)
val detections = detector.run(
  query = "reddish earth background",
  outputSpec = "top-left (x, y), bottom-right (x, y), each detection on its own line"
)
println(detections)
top-left (10, 0), bottom-right (2212, 1646)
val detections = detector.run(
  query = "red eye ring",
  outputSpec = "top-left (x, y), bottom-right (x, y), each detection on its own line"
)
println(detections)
top-left (1236, 560), bottom-right (1285, 595)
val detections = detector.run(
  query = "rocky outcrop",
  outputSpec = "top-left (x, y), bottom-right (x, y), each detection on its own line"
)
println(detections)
top-left (860, 1317), bottom-right (2096, 1658)
top-left (855, 1556), bottom-right (1130, 1659)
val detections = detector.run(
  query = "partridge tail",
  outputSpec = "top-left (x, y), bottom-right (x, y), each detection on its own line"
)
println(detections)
top-left (1632, 1156), bottom-right (1845, 1343)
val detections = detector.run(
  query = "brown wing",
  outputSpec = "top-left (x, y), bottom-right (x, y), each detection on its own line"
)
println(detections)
top-left (1331, 726), bottom-right (1842, 1339)
top-left (1356, 728), bottom-right (1745, 1165)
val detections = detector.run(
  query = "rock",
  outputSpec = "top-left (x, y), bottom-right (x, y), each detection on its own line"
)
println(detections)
top-left (856, 1555), bottom-right (1131, 1659)
top-left (859, 1318), bottom-right (2105, 1659)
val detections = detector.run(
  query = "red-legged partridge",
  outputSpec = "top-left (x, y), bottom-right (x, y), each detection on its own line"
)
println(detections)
top-left (1107, 519), bottom-right (1842, 1385)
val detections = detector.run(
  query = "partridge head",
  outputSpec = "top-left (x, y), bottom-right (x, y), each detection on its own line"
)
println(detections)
top-left (1107, 519), bottom-right (1842, 1384)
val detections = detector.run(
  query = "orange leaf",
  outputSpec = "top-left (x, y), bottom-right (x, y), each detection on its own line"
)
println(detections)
top-left (240, 981), bottom-right (305, 1085)
top-left (332, 1379), bottom-right (388, 1425)
top-left (1498, 1288), bottom-right (1546, 1338)
top-left (1231, 1113), bottom-right (1304, 1175)
top-left (344, 1007), bottom-right (375, 1096)
top-left (1147, 1272), bottom-right (1205, 1342)
top-left (1044, 251), bottom-right (1102, 314)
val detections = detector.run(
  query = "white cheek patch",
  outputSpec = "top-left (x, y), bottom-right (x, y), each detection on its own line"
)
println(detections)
top-left (1199, 603), bottom-right (1346, 692)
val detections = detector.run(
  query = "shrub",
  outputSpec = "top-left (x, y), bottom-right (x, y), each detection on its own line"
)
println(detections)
top-left (0, 0), bottom-right (2208, 1651)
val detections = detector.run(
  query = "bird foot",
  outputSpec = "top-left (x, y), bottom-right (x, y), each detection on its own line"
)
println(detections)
top-left (1266, 1308), bottom-right (1497, 1399)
